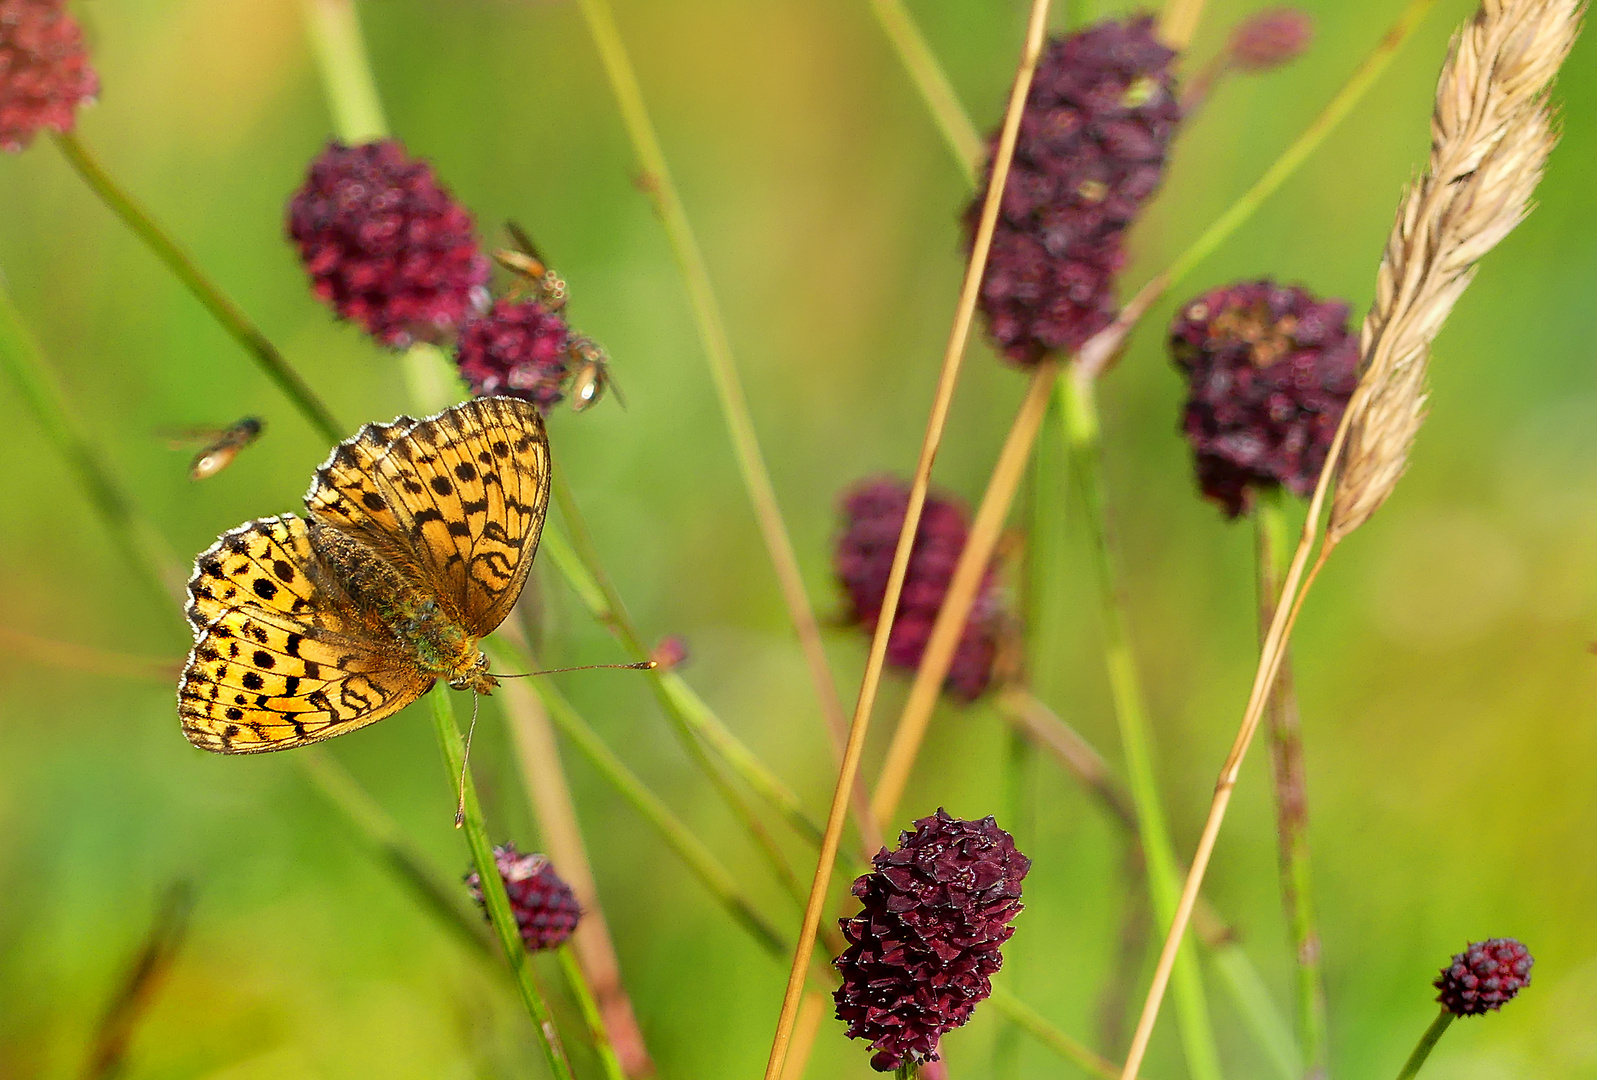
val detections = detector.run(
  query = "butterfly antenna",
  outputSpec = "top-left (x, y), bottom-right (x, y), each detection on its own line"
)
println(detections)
top-left (454, 690), bottom-right (482, 829)
top-left (491, 660), bottom-right (656, 679)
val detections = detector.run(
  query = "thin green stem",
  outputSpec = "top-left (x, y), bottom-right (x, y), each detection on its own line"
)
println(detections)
top-left (300, 0), bottom-right (390, 142)
top-left (295, 748), bottom-right (496, 959)
top-left (558, 946), bottom-right (628, 1080)
top-left (487, 642), bottom-right (790, 958)
top-left (866, 0), bottom-right (983, 183)
top-left (988, 987), bottom-right (1125, 1080)
top-left (1255, 490), bottom-right (1329, 1079)
top-left (1060, 369), bottom-right (1222, 1080)
top-left (547, 475), bottom-right (829, 850)
top-left (572, 0), bottom-right (857, 799)
top-left (428, 686), bottom-right (576, 1080)
top-left (540, 486), bottom-right (814, 915)
top-left (1162, 0), bottom-right (1441, 289)
top-left (0, 279), bottom-right (183, 608)
top-left (51, 132), bottom-right (344, 445)
top-left (1394, 1010), bottom-right (1454, 1080)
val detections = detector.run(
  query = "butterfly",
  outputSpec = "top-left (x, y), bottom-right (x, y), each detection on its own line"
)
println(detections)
top-left (162, 416), bottom-right (265, 480)
top-left (176, 397), bottom-right (550, 753)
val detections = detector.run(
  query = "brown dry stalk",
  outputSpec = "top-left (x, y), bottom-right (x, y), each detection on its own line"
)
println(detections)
top-left (760, 2), bottom-right (1056, 1074)
top-left (1330, 0), bottom-right (1581, 544)
top-left (870, 360), bottom-right (1060, 828)
top-left (1118, 3), bottom-right (1581, 1076)
top-left (1160, 0), bottom-right (1210, 50)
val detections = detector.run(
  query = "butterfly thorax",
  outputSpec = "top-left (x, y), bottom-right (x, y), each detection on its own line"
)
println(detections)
top-left (389, 594), bottom-right (497, 693)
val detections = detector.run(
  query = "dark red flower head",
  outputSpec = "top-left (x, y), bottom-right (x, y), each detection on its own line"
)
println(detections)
top-left (465, 844), bottom-right (582, 952)
top-left (834, 810), bottom-right (1030, 1071)
top-left (1170, 279), bottom-right (1358, 517)
top-left (0, 0), bottom-right (98, 153)
top-left (455, 298), bottom-right (572, 410)
top-left (286, 139), bottom-right (489, 348)
top-left (970, 16), bottom-right (1181, 365)
top-left (835, 478), bottom-right (1004, 701)
top-left (1435, 938), bottom-right (1533, 1017)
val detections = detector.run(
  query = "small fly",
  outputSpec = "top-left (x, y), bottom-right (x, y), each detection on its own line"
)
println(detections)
top-left (163, 417), bottom-right (265, 480)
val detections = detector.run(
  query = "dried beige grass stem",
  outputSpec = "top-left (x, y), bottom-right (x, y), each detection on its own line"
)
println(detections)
top-left (1331, 0), bottom-right (1581, 544)
top-left (1118, 3), bottom-right (1582, 1078)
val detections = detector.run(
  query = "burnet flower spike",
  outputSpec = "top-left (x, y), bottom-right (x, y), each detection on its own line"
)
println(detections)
top-left (835, 478), bottom-right (1005, 702)
top-left (833, 810), bottom-right (1030, 1071)
top-left (286, 139), bottom-right (490, 348)
top-left (465, 844), bottom-right (583, 952)
top-left (968, 16), bottom-right (1182, 365)
top-left (1169, 279), bottom-right (1359, 518)
top-left (0, 0), bottom-right (97, 153)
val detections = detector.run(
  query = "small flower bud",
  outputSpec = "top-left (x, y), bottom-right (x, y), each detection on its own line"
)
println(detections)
top-left (1228, 8), bottom-right (1314, 73)
top-left (1435, 938), bottom-right (1533, 1017)
top-left (465, 844), bottom-right (582, 951)
top-left (455, 298), bottom-right (572, 410)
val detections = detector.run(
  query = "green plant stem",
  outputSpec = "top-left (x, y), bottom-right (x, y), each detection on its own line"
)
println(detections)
top-left (1162, 0), bottom-right (1440, 289)
top-left (996, 688), bottom-right (1300, 1078)
top-left (300, 0), bottom-right (389, 142)
top-left (865, 0), bottom-right (983, 183)
top-left (51, 132), bottom-right (344, 445)
top-left (1060, 368), bottom-right (1222, 1080)
top-left (538, 490), bottom-right (816, 915)
top-left (572, 0), bottom-right (857, 811)
top-left (547, 475), bottom-right (831, 851)
top-left (1394, 1010), bottom-right (1454, 1080)
top-left (429, 686), bottom-right (576, 1080)
top-left (490, 642), bottom-right (790, 957)
top-left (988, 987), bottom-right (1127, 1080)
top-left (1255, 490), bottom-right (1329, 1079)
top-left (0, 278), bottom-right (505, 980)
top-left (558, 946), bottom-right (628, 1080)
top-left (294, 748), bottom-right (495, 958)
top-left (0, 280), bottom-right (184, 608)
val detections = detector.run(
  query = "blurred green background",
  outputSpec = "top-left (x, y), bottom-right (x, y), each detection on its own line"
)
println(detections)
top-left (2, 0), bottom-right (1594, 1077)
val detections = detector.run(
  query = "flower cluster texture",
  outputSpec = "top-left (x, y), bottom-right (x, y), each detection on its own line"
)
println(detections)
top-left (970, 17), bottom-right (1181, 364)
top-left (1434, 938), bottom-right (1533, 1017)
top-left (834, 810), bottom-right (1030, 1071)
top-left (455, 298), bottom-right (573, 410)
top-left (1169, 279), bottom-right (1359, 517)
top-left (0, 0), bottom-right (98, 153)
top-left (286, 139), bottom-right (489, 348)
top-left (835, 478), bottom-right (1003, 701)
top-left (465, 844), bottom-right (582, 952)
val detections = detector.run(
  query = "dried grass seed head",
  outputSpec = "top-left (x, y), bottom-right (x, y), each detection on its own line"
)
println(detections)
top-left (1329, 0), bottom-right (1582, 545)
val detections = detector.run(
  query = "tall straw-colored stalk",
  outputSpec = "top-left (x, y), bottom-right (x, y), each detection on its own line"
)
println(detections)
top-left (1119, 4), bottom-right (1583, 1076)
top-left (762, 3), bottom-right (1055, 1074)
top-left (1254, 490), bottom-right (1329, 1079)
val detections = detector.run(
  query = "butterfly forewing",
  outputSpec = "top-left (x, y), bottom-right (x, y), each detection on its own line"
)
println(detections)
top-left (307, 397), bottom-right (550, 637)
top-left (178, 516), bottom-right (432, 752)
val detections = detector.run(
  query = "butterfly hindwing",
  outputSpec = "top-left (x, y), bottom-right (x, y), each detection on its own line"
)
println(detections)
top-left (179, 604), bottom-right (432, 752)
